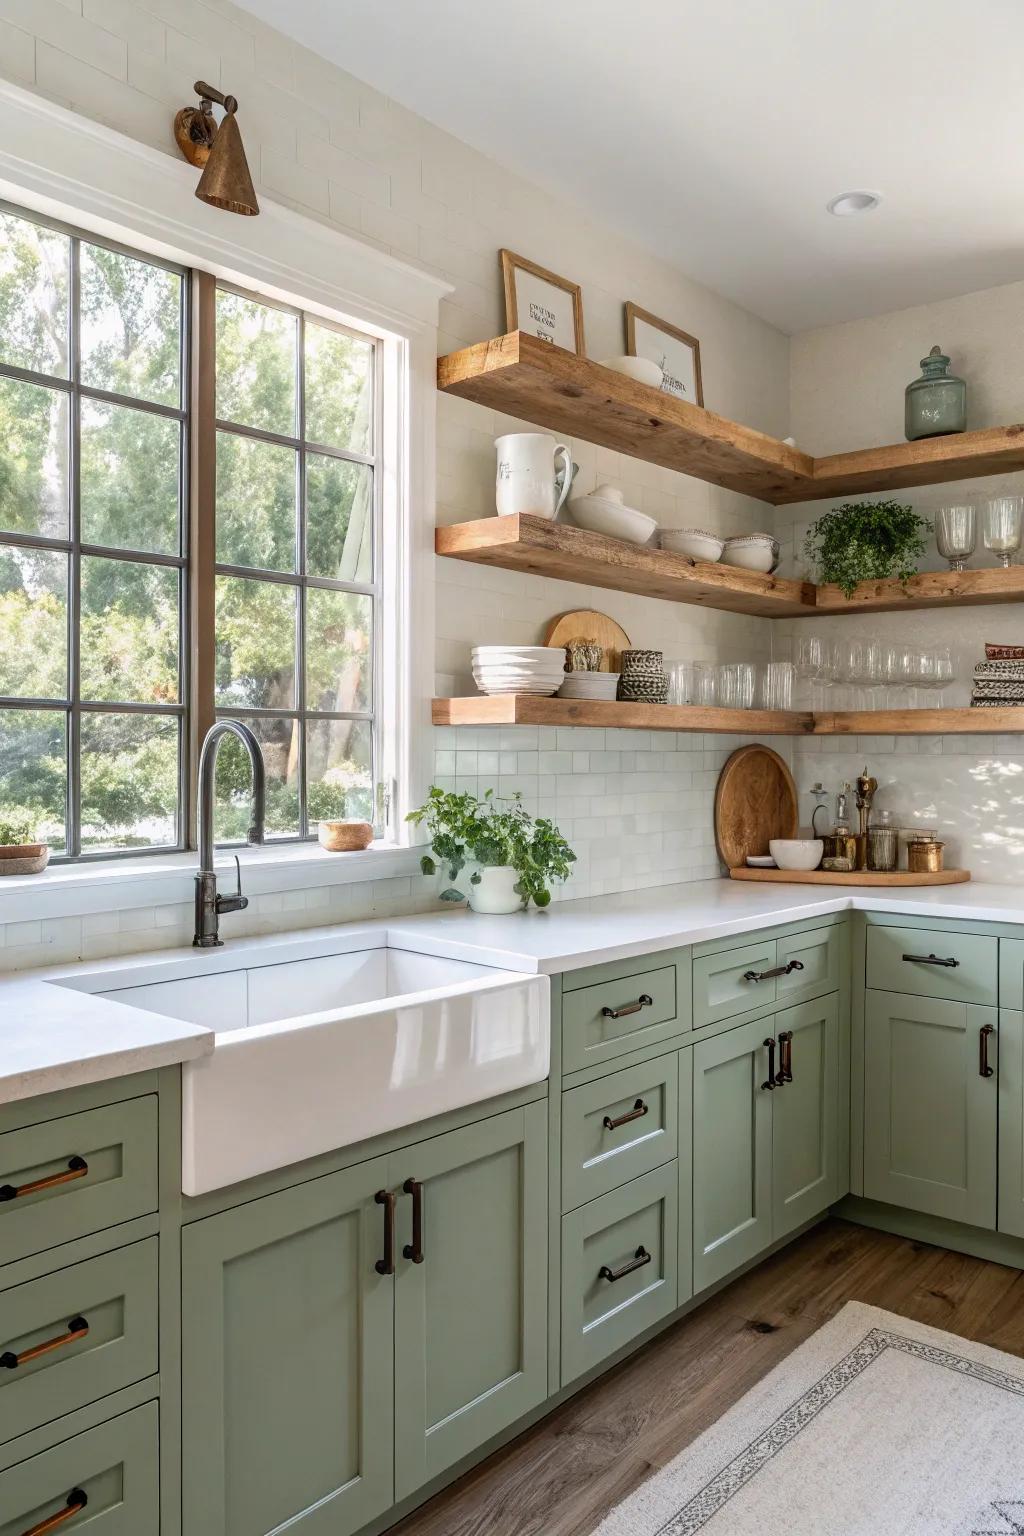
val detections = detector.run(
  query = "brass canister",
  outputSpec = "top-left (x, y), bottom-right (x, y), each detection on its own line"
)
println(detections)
top-left (821, 832), bottom-right (858, 873)
top-left (908, 838), bottom-right (944, 874)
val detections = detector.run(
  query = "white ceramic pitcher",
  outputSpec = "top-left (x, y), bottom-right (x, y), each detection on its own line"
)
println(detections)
top-left (495, 432), bottom-right (573, 520)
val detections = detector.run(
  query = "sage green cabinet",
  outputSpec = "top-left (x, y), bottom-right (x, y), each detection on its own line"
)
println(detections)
top-left (998, 1010), bottom-right (1024, 1239)
top-left (561, 964), bottom-right (683, 1074)
top-left (561, 1053), bottom-right (678, 1210)
top-left (0, 1400), bottom-right (159, 1536)
top-left (391, 1104), bottom-right (548, 1499)
top-left (772, 996), bottom-right (840, 1242)
top-left (866, 926), bottom-right (997, 1008)
top-left (863, 989), bottom-right (997, 1228)
top-left (181, 1156), bottom-right (395, 1536)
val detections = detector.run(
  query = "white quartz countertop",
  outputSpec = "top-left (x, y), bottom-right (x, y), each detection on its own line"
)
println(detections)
top-left (7, 876), bottom-right (1024, 1107)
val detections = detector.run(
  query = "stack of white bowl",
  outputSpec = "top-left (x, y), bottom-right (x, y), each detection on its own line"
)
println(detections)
top-left (558, 671), bottom-right (620, 700)
top-left (472, 646), bottom-right (566, 696)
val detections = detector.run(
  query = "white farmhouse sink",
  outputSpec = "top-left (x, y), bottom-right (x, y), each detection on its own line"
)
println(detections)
top-left (55, 928), bottom-right (549, 1195)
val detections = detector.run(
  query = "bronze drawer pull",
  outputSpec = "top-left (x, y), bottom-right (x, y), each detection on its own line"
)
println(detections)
top-left (601, 994), bottom-right (653, 1020)
top-left (1, 1317), bottom-right (89, 1371)
top-left (374, 1190), bottom-right (396, 1275)
top-left (603, 1098), bottom-right (649, 1132)
top-left (20, 1489), bottom-right (88, 1536)
top-left (599, 1245), bottom-right (651, 1283)
top-left (402, 1177), bottom-right (424, 1264)
top-left (0, 1156), bottom-right (88, 1203)
top-left (901, 952), bottom-right (960, 968)
top-left (775, 1031), bottom-right (793, 1086)
top-left (743, 960), bottom-right (804, 984)
top-left (980, 1023), bottom-right (995, 1079)
top-left (761, 1038), bottom-right (777, 1091)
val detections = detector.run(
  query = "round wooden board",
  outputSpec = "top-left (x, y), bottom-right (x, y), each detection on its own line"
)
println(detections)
top-left (714, 744), bottom-right (798, 870)
top-left (543, 610), bottom-right (631, 672)
top-left (729, 867), bottom-right (970, 886)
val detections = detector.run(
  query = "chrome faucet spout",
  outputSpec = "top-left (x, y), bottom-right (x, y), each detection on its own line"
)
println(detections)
top-left (193, 721), bottom-right (266, 947)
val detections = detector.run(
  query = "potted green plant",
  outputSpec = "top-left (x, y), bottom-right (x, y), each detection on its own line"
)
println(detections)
top-left (804, 499), bottom-right (931, 598)
top-left (0, 812), bottom-right (50, 876)
top-left (407, 788), bottom-right (576, 913)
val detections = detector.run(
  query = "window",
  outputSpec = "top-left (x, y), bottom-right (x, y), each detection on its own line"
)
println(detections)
top-left (0, 204), bottom-right (188, 856)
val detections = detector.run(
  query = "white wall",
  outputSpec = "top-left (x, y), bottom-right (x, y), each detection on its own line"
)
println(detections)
top-left (778, 279), bottom-right (1024, 880)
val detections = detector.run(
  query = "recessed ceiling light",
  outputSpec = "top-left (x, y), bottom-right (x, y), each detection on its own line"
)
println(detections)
top-left (827, 191), bottom-right (882, 217)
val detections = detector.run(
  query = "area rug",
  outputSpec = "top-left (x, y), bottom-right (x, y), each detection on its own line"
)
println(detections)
top-left (596, 1301), bottom-right (1024, 1535)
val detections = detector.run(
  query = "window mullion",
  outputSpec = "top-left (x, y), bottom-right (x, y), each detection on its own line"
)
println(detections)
top-left (189, 270), bottom-right (218, 849)
top-left (68, 233), bottom-right (82, 860)
top-left (297, 308), bottom-right (308, 840)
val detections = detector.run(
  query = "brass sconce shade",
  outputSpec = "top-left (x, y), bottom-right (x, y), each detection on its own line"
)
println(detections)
top-left (174, 80), bottom-right (259, 217)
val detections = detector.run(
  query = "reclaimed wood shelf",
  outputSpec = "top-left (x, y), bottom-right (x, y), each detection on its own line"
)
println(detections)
top-left (814, 564), bottom-right (1024, 614)
top-left (434, 697), bottom-right (1024, 737)
top-left (730, 867), bottom-right (971, 886)
top-left (437, 332), bottom-right (1024, 506)
top-left (435, 516), bottom-right (815, 617)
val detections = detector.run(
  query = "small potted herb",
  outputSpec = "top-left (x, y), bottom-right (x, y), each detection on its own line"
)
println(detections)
top-left (408, 788), bottom-right (576, 913)
top-left (0, 813), bottom-right (50, 876)
top-left (804, 499), bottom-right (931, 598)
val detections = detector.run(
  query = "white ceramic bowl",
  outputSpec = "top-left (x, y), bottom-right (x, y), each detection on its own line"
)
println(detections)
top-left (568, 494), bottom-right (657, 546)
top-left (598, 355), bottom-right (664, 389)
top-left (659, 528), bottom-right (725, 563)
top-left (471, 646), bottom-right (564, 660)
top-left (722, 534), bottom-right (779, 574)
top-left (558, 674), bottom-right (619, 699)
top-left (768, 838), bottom-right (824, 872)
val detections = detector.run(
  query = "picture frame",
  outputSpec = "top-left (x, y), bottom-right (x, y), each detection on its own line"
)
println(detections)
top-left (625, 301), bottom-right (704, 407)
top-left (500, 249), bottom-right (586, 355)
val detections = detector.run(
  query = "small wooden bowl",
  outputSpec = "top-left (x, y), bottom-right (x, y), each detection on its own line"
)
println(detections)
top-left (317, 820), bottom-right (374, 853)
top-left (0, 842), bottom-right (50, 875)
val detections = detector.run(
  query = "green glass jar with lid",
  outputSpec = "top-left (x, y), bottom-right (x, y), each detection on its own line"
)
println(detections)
top-left (905, 344), bottom-right (966, 441)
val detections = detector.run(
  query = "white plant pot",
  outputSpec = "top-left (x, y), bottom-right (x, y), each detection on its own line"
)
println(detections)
top-left (467, 865), bottom-right (524, 915)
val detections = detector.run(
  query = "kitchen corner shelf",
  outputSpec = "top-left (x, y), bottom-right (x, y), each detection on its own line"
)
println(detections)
top-left (433, 697), bottom-right (1024, 737)
top-left (438, 331), bottom-right (1024, 506)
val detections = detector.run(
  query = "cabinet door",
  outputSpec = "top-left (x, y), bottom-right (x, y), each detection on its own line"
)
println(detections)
top-left (391, 1103), bottom-right (548, 1500)
top-left (777, 926), bottom-right (841, 1009)
top-left (772, 995), bottom-right (839, 1241)
top-left (998, 1010), bottom-right (1024, 1239)
top-left (182, 1157), bottom-right (394, 1536)
top-left (692, 1019), bottom-right (773, 1292)
top-left (863, 990), bottom-right (997, 1228)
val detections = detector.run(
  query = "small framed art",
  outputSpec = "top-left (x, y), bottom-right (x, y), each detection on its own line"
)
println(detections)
top-left (625, 301), bottom-right (703, 406)
top-left (500, 249), bottom-right (585, 354)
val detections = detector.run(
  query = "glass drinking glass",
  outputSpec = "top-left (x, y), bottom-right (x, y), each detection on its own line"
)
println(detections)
top-left (933, 645), bottom-right (955, 701)
top-left (934, 503), bottom-right (976, 571)
top-left (717, 663), bottom-right (754, 709)
top-left (761, 661), bottom-right (794, 711)
top-left (983, 496), bottom-right (1024, 568)
top-left (693, 661), bottom-right (717, 707)
top-left (667, 661), bottom-right (693, 706)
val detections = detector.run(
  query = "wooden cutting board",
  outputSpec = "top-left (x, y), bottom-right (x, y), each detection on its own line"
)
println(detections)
top-left (543, 610), bottom-right (631, 672)
top-left (714, 744), bottom-right (798, 869)
top-left (730, 867), bottom-right (970, 886)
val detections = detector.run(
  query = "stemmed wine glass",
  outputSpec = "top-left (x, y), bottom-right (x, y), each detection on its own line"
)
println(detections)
top-left (935, 503), bottom-right (977, 572)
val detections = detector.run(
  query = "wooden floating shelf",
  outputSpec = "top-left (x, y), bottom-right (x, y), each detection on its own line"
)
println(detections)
top-left (437, 331), bottom-right (1024, 506)
top-left (433, 697), bottom-right (1024, 737)
top-left (730, 868), bottom-right (971, 887)
top-left (436, 516), bottom-right (1024, 620)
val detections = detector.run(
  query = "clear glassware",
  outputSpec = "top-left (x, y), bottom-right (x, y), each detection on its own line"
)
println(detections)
top-left (983, 496), bottom-right (1024, 568)
top-left (868, 809), bottom-right (898, 872)
top-left (933, 645), bottom-right (955, 701)
top-left (693, 661), bottom-right (717, 707)
top-left (934, 503), bottom-right (977, 571)
top-left (667, 661), bottom-right (693, 706)
top-left (761, 661), bottom-right (794, 711)
top-left (718, 663), bottom-right (755, 709)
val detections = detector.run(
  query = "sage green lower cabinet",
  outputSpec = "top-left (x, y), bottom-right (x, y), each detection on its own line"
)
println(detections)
top-left (999, 1010), bottom-right (1024, 1239)
top-left (863, 989), bottom-right (998, 1228)
top-left (772, 996), bottom-right (839, 1241)
top-left (181, 1156), bottom-right (395, 1536)
top-left (0, 1400), bottom-right (159, 1535)
top-left (692, 1019), bottom-right (772, 1292)
top-left (391, 1104), bottom-right (548, 1500)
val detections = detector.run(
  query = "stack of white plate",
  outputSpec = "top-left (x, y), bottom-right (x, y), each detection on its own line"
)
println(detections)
top-left (558, 672), bottom-right (620, 700)
top-left (472, 646), bottom-right (567, 696)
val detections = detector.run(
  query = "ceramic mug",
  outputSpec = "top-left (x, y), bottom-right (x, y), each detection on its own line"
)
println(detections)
top-left (495, 432), bottom-right (573, 520)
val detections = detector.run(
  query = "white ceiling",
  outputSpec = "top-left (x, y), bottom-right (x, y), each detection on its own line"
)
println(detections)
top-left (235, 0), bottom-right (1024, 334)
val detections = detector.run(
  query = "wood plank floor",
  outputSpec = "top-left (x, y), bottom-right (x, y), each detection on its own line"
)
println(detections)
top-left (390, 1218), bottom-right (1024, 1536)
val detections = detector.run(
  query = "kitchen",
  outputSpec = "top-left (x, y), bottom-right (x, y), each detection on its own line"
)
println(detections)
top-left (3, 3), bottom-right (1024, 1534)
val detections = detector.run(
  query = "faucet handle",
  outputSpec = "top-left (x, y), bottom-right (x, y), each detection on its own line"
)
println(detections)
top-left (215, 855), bottom-right (249, 917)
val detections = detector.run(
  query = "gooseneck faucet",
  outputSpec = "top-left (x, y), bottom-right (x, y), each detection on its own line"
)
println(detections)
top-left (193, 721), bottom-right (266, 948)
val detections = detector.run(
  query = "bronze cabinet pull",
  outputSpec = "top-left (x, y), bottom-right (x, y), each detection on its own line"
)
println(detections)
top-left (901, 952), bottom-right (960, 968)
top-left (980, 1023), bottom-right (995, 1079)
top-left (601, 993), bottom-right (653, 1020)
top-left (775, 1031), bottom-right (793, 1086)
top-left (20, 1489), bottom-right (88, 1536)
top-left (0, 1156), bottom-right (88, 1203)
top-left (743, 960), bottom-right (804, 984)
top-left (599, 1245), bottom-right (651, 1283)
top-left (402, 1177), bottom-right (424, 1264)
top-left (374, 1190), bottom-right (396, 1275)
top-left (603, 1098), bottom-right (649, 1132)
top-left (761, 1038), bottom-right (777, 1091)
top-left (1, 1317), bottom-right (89, 1371)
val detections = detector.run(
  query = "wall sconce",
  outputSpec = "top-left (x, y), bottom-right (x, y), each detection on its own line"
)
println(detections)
top-left (174, 81), bottom-right (259, 217)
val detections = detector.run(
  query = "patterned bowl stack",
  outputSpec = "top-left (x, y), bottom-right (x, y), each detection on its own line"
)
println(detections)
top-left (617, 648), bottom-right (668, 704)
top-left (971, 642), bottom-right (1024, 707)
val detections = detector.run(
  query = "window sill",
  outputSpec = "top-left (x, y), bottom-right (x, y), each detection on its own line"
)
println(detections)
top-left (0, 841), bottom-right (423, 925)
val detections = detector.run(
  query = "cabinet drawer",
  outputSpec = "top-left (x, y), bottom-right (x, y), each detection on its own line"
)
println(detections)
top-left (561, 1054), bottom-right (679, 1210)
top-left (777, 926), bottom-right (841, 1007)
top-left (693, 938), bottom-right (778, 1029)
top-left (562, 966), bottom-right (681, 1074)
top-left (0, 1239), bottom-right (157, 1447)
top-left (561, 1163), bottom-right (677, 1385)
top-left (0, 1099), bottom-right (158, 1269)
top-left (866, 926), bottom-right (997, 1007)
top-left (0, 1400), bottom-right (159, 1536)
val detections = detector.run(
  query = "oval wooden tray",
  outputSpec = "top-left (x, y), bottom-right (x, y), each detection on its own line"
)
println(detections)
top-left (729, 867), bottom-right (970, 886)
